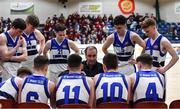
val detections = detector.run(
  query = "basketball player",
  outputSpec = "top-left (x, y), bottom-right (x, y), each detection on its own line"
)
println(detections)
top-left (19, 56), bottom-right (55, 108)
top-left (43, 23), bottom-right (79, 82)
top-left (56, 54), bottom-right (94, 108)
top-left (102, 15), bottom-right (145, 75)
top-left (0, 67), bottom-right (32, 101)
top-left (94, 53), bottom-right (130, 105)
top-left (141, 18), bottom-right (179, 73)
top-left (130, 54), bottom-right (165, 103)
top-left (21, 14), bottom-right (45, 69)
top-left (0, 18), bottom-right (27, 80)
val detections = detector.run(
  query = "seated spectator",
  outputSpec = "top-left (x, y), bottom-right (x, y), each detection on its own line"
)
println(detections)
top-left (130, 54), bottom-right (165, 103)
top-left (82, 46), bottom-right (104, 77)
top-left (94, 53), bottom-right (130, 105)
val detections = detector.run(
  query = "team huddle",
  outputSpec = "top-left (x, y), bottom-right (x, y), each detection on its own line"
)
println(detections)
top-left (0, 14), bottom-right (179, 108)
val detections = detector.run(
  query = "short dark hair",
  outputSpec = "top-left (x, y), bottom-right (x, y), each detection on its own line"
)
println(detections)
top-left (141, 18), bottom-right (156, 29)
top-left (34, 55), bottom-right (49, 69)
top-left (17, 67), bottom-right (32, 78)
top-left (114, 15), bottom-right (127, 25)
top-left (84, 46), bottom-right (97, 56)
top-left (12, 18), bottom-right (26, 30)
top-left (54, 23), bottom-right (66, 32)
top-left (103, 53), bottom-right (118, 70)
top-left (26, 14), bottom-right (40, 28)
top-left (68, 54), bottom-right (82, 68)
top-left (136, 53), bottom-right (153, 65)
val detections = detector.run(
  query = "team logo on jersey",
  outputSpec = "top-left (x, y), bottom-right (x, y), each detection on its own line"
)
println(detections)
top-left (62, 45), bottom-right (67, 48)
top-left (153, 45), bottom-right (158, 49)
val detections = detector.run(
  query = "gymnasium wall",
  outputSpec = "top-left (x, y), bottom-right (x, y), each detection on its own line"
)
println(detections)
top-left (0, 0), bottom-right (179, 23)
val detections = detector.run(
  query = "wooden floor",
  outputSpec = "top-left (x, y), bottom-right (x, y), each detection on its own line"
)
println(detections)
top-left (166, 58), bottom-right (180, 105)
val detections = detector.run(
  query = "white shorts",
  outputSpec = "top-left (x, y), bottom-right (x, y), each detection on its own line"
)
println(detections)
top-left (117, 62), bottom-right (136, 75)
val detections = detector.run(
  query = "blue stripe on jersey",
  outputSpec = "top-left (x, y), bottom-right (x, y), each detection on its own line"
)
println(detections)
top-left (50, 38), bottom-right (70, 51)
top-left (95, 72), bottom-right (128, 90)
top-left (132, 71), bottom-right (163, 94)
top-left (146, 35), bottom-right (165, 57)
top-left (95, 73), bottom-right (103, 90)
top-left (132, 72), bottom-right (140, 94)
top-left (11, 77), bottom-right (18, 92)
top-left (56, 73), bottom-right (90, 94)
top-left (22, 32), bottom-right (37, 46)
top-left (113, 31), bottom-right (135, 48)
top-left (4, 32), bottom-right (19, 48)
top-left (82, 76), bottom-right (90, 94)
top-left (22, 75), bottom-right (50, 98)
top-left (44, 78), bottom-right (50, 98)
top-left (4, 32), bottom-right (22, 56)
top-left (0, 90), bottom-right (15, 100)
top-left (155, 72), bottom-right (164, 87)
top-left (0, 81), bottom-right (5, 88)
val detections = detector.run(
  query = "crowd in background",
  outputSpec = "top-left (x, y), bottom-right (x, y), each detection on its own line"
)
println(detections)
top-left (1, 12), bottom-right (180, 44)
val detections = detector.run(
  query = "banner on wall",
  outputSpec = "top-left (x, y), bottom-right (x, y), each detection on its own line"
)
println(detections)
top-left (175, 3), bottom-right (180, 14)
top-left (10, 2), bottom-right (34, 14)
top-left (118, 0), bottom-right (135, 14)
top-left (79, 2), bottom-right (102, 14)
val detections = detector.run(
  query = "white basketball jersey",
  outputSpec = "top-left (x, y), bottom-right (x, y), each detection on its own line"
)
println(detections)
top-left (95, 72), bottom-right (128, 104)
top-left (56, 73), bottom-right (90, 105)
top-left (0, 77), bottom-right (19, 101)
top-left (133, 71), bottom-right (165, 103)
top-left (20, 75), bottom-right (50, 104)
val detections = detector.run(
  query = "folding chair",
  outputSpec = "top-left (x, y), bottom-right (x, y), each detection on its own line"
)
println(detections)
top-left (96, 102), bottom-right (130, 108)
top-left (133, 101), bottom-right (167, 109)
top-left (57, 104), bottom-right (90, 109)
top-left (18, 102), bottom-right (50, 109)
top-left (0, 99), bottom-right (17, 108)
top-left (169, 99), bottom-right (180, 109)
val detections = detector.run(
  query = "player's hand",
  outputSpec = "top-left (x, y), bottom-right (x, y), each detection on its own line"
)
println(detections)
top-left (128, 59), bottom-right (136, 64)
top-left (16, 36), bottom-right (23, 47)
top-left (156, 67), bottom-right (166, 74)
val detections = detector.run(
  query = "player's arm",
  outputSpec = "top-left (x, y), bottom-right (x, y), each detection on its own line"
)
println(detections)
top-left (68, 40), bottom-right (80, 54)
top-left (18, 79), bottom-right (24, 103)
top-left (34, 29), bottom-right (45, 55)
top-left (141, 39), bottom-right (147, 54)
top-left (0, 35), bottom-right (22, 60)
top-left (10, 37), bottom-right (27, 62)
top-left (93, 74), bottom-right (99, 108)
top-left (88, 78), bottom-right (95, 108)
top-left (126, 76), bottom-right (132, 103)
top-left (158, 39), bottom-right (179, 73)
top-left (131, 33), bottom-right (146, 50)
top-left (49, 81), bottom-right (56, 108)
top-left (43, 40), bottom-right (51, 57)
top-left (129, 73), bottom-right (135, 102)
top-left (102, 35), bottom-right (114, 54)
top-left (16, 77), bottom-right (23, 101)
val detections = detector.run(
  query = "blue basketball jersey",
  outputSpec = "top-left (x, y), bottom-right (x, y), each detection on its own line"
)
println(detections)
top-left (49, 38), bottom-right (70, 64)
top-left (0, 77), bottom-right (19, 101)
top-left (4, 31), bottom-right (22, 56)
top-left (22, 32), bottom-right (38, 56)
top-left (113, 31), bottom-right (135, 61)
top-left (95, 72), bottom-right (128, 105)
top-left (145, 35), bottom-right (166, 68)
top-left (56, 73), bottom-right (90, 105)
top-left (132, 71), bottom-right (165, 103)
top-left (20, 75), bottom-right (50, 103)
